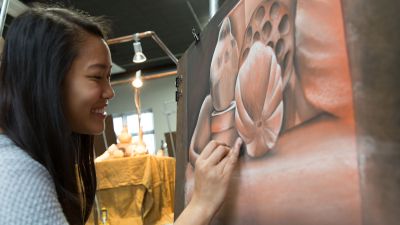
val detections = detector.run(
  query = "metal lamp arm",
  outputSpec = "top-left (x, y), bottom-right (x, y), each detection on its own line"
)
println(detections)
top-left (107, 31), bottom-right (178, 65)
top-left (150, 32), bottom-right (178, 65)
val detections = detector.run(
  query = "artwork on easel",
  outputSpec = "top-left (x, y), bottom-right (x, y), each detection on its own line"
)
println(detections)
top-left (177, 0), bottom-right (361, 224)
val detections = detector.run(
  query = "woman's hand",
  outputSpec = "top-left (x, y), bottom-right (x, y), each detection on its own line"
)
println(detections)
top-left (175, 137), bottom-right (242, 225)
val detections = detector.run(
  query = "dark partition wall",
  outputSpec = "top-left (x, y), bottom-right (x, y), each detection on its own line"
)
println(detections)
top-left (342, 0), bottom-right (400, 224)
top-left (175, 0), bottom-right (400, 224)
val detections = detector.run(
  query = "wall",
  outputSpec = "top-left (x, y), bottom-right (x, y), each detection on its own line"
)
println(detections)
top-left (108, 75), bottom-right (177, 151)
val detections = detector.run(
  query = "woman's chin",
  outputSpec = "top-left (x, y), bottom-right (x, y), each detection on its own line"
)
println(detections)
top-left (73, 124), bottom-right (104, 135)
top-left (91, 125), bottom-right (105, 135)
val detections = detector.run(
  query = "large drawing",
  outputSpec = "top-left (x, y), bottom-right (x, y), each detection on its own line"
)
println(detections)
top-left (177, 0), bottom-right (368, 224)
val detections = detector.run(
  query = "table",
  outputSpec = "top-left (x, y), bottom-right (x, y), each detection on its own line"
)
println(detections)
top-left (87, 155), bottom-right (175, 225)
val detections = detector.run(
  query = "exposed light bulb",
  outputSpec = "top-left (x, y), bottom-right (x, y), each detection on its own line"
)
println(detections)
top-left (132, 70), bottom-right (143, 88)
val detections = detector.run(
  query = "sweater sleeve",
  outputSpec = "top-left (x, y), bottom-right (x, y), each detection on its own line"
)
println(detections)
top-left (0, 143), bottom-right (69, 225)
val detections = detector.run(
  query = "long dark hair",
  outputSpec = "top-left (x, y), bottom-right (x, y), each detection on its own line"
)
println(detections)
top-left (0, 6), bottom-right (109, 224)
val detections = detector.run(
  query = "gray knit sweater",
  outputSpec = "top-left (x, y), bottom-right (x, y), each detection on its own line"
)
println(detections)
top-left (0, 134), bottom-right (69, 224)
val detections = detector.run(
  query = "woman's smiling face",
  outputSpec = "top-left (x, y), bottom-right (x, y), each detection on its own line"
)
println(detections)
top-left (63, 32), bottom-right (115, 135)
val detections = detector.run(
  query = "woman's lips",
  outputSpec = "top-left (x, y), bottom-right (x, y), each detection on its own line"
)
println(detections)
top-left (91, 107), bottom-right (107, 119)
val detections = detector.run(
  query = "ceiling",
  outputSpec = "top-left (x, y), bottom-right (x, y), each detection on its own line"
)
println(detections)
top-left (15, 0), bottom-right (226, 78)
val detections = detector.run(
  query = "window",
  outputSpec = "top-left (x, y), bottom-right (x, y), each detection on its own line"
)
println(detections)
top-left (112, 110), bottom-right (156, 154)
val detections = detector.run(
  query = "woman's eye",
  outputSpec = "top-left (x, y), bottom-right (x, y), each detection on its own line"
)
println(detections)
top-left (89, 75), bottom-right (102, 80)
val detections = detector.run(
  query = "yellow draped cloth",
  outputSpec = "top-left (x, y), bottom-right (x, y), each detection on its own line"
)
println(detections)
top-left (87, 155), bottom-right (175, 225)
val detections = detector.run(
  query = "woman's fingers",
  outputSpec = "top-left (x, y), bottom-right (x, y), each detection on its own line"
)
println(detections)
top-left (222, 137), bottom-right (242, 174)
top-left (198, 140), bottom-right (225, 161)
top-left (198, 138), bottom-right (242, 170)
top-left (216, 137), bottom-right (242, 173)
top-left (207, 145), bottom-right (230, 165)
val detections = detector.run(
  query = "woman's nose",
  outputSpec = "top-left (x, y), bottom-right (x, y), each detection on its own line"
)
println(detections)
top-left (103, 82), bottom-right (115, 100)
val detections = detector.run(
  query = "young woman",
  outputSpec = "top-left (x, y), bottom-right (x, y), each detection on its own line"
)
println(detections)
top-left (0, 5), bottom-right (242, 225)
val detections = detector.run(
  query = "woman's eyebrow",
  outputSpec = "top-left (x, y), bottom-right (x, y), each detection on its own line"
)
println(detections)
top-left (87, 63), bottom-right (112, 70)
